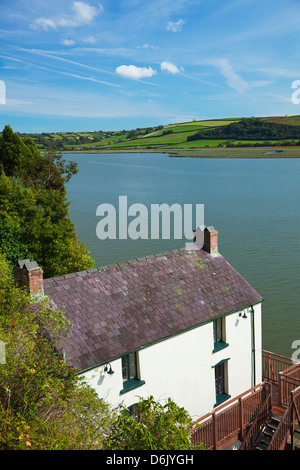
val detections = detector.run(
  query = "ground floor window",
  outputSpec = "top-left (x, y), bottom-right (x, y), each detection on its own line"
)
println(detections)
top-left (214, 359), bottom-right (231, 406)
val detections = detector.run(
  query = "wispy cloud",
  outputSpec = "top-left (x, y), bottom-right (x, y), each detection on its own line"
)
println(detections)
top-left (210, 58), bottom-right (249, 93)
top-left (138, 44), bottom-right (159, 50)
top-left (3, 49), bottom-right (119, 88)
top-left (34, 63), bottom-right (120, 88)
top-left (32, 1), bottom-right (103, 30)
top-left (82, 35), bottom-right (98, 44)
top-left (13, 47), bottom-right (115, 76)
top-left (115, 65), bottom-right (157, 81)
top-left (166, 19), bottom-right (185, 32)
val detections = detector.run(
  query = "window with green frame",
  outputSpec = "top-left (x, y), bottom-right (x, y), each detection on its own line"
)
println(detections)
top-left (120, 352), bottom-right (145, 395)
top-left (213, 317), bottom-right (229, 352)
top-left (214, 359), bottom-right (231, 406)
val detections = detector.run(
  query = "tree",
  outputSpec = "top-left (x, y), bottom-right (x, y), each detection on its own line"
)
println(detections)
top-left (0, 253), bottom-right (114, 450)
top-left (103, 396), bottom-right (204, 450)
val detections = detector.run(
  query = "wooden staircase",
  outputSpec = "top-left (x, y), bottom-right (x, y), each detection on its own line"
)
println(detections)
top-left (255, 407), bottom-right (285, 450)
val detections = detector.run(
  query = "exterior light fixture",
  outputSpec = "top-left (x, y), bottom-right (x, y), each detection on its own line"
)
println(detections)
top-left (104, 363), bottom-right (114, 375)
top-left (239, 310), bottom-right (248, 319)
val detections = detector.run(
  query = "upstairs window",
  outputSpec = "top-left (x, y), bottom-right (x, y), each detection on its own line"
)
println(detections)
top-left (213, 317), bottom-right (228, 352)
top-left (120, 352), bottom-right (145, 395)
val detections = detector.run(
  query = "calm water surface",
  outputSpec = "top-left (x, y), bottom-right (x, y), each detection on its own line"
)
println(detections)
top-left (65, 153), bottom-right (300, 358)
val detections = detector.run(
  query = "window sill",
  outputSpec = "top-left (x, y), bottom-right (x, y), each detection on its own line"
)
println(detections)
top-left (120, 379), bottom-right (145, 395)
top-left (213, 341), bottom-right (229, 353)
top-left (214, 393), bottom-right (231, 407)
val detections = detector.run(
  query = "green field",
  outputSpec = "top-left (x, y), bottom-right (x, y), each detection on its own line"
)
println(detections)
top-left (17, 115), bottom-right (300, 156)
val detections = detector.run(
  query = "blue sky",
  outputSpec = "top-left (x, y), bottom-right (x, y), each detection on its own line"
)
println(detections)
top-left (1, 0), bottom-right (300, 133)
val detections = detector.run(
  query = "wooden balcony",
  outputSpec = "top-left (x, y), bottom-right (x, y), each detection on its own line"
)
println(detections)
top-left (190, 350), bottom-right (300, 450)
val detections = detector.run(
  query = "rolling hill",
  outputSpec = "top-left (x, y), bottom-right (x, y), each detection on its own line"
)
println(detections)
top-left (13, 115), bottom-right (300, 152)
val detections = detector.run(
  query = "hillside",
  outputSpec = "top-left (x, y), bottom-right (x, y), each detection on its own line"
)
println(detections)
top-left (14, 115), bottom-right (300, 152)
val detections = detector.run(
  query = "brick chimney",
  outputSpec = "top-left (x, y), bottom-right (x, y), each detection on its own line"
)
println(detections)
top-left (203, 226), bottom-right (219, 256)
top-left (14, 260), bottom-right (44, 296)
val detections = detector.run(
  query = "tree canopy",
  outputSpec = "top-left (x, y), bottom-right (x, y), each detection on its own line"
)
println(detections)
top-left (0, 125), bottom-right (94, 278)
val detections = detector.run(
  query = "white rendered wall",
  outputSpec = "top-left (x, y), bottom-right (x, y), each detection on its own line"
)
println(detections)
top-left (79, 303), bottom-right (262, 420)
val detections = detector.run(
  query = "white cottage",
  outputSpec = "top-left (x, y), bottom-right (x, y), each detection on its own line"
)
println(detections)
top-left (15, 227), bottom-right (263, 420)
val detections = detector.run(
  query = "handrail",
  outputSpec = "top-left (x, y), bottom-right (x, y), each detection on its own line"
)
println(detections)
top-left (192, 381), bottom-right (266, 425)
top-left (239, 383), bottom-right (272, 450)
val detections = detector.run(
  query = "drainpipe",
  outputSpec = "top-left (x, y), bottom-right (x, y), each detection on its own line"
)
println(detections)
top-left (251, 306), bottom-right (256, 387)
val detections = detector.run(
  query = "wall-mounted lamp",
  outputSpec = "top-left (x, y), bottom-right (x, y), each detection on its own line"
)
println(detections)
top-left (104, 363), bottom-right (114, 375)
top-left (239, 310), bottom-right (248, 319)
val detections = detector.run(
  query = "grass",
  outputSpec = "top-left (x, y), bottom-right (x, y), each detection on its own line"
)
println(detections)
top-left (20, 115), bottom-right (300, 157)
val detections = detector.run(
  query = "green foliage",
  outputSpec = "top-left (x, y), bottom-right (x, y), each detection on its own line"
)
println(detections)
top-left (0, 126), bottom-right (94, 277)
top-left (187, 118), bottom-right (300, 142)
top-left (103, 396), bottom-right (204, 450)
top-left (0, 253), bottom-right (114, 449)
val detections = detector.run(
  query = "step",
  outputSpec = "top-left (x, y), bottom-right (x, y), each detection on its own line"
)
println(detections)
top-left (259, 436), bottom-right (271, 446)
top-left (256, 437), bottom-right (271, 450)
top-left (272, 405), bottom-right (286, 417)
top-left (270, 416), bottom-right (281, 425)
top-left (263, 427), bottom-right (276, 439)
top-left (267, 422), bottom-right (279, 432)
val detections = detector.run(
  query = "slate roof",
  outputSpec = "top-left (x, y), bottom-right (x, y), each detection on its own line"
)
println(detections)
top-left (43, 248), bottom-right (263, 371)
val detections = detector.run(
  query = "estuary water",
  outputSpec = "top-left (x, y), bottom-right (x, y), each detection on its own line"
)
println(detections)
top-left (65, 153), bottom-right (300, 358)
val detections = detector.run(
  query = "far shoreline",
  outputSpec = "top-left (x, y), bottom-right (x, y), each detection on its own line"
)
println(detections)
top-left (61, 146), bottom-right (300, 158)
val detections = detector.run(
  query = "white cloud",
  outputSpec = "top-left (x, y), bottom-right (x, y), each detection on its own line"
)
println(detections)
top-left (62, 39), bottom-right (75, 46)
top-left (160, 61), bottom-right (182, 74)
top-left (115, 65), bottom-right (157, 80)
top-left (82, 35), bottom-right (98, 44)
top-left (72, 1), bottom-right (102, 23)
top-left (138, 43), bottom-right (159, 50)
top-left (33, 2), bottom-right (103, 30)
top-left (166, 19), bottom-right (185, 33)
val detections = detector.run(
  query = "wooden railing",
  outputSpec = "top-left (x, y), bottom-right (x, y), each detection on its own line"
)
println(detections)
top-left (190, 382), bottom-right (270, 450)
top-left (239, 383), bottom-right (272, 450)
top-left (279, 363), bottom-right (300, 406)
top-left (262, 350), bottom-right (293, 383)
top-left (268, 386), bottom-right (300, 450)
